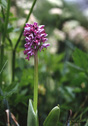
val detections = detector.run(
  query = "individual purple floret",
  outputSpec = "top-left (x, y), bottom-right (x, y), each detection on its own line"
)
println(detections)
top-left (23, 22), bottom-right (50, 60)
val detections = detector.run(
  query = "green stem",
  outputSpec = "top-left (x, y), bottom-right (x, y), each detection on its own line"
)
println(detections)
top-left (1, 7), bottom-right (5, 20)
top-left (33, 52), bottom-right (38, 113)
top-left (12, 49), bottom-right (16, 83)
top-left (6, 36), bottom-right (13, 48)
top-left (3, 0), bottom-right (11, 40)
top-left (0, 43), bottom-right (4, 86)
top-left (14, 0), bottom-right (37, 50)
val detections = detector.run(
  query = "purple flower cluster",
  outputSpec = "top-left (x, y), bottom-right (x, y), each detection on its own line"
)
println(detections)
top-left (23, 22), bottom-right (50, 60)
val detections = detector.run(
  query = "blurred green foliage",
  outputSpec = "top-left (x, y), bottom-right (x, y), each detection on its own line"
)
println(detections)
top-left (0, 0), bottom-right (88, 126)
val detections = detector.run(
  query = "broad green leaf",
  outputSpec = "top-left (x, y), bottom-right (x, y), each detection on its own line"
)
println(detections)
top-left (43, 105), bottom-right (60, 126)
top-left (27, 99), bottom-right (38, 126)
top-left (73, 48), bottom-right (88, 71)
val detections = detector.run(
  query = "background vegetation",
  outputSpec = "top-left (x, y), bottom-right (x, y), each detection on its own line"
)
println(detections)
top-left (0, 0), bottom-right (88, 126)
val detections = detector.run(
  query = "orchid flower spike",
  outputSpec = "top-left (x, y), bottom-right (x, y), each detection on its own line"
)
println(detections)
top-left (23, 22), bottom-right (50, 60)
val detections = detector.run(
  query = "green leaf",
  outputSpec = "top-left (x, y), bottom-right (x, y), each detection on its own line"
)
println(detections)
top-left (27, 99), bottom-right (38, 126)
top-left (3, 83), bottom-right (19, 98)
top-left (43, 105), bottom-right (60, 126)
top-left (0, 0), bottom-right (7, 8)
top-left (67, 62), bottom-right (84, 72)
top-left (73, 48), bottom-right (88, 71)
